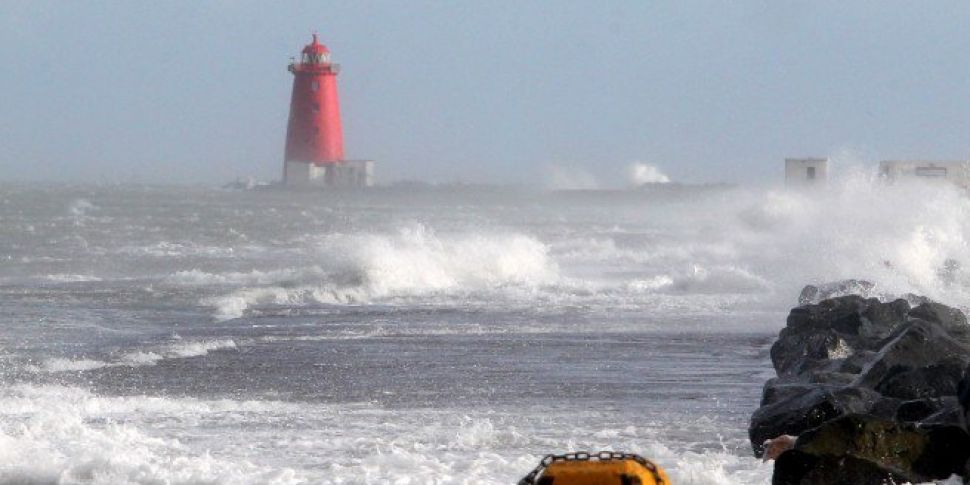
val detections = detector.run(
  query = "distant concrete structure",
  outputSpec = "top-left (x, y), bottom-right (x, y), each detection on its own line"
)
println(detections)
top-left (785, 158), bottom-right (828, 186)
top-left (283, 159), bottom-right (374, 188)
top-left (879, 160), bottom-right (970, 190)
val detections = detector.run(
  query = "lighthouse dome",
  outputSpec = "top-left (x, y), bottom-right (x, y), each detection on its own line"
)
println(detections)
top-left (302, 34), bottom-right (331, 56)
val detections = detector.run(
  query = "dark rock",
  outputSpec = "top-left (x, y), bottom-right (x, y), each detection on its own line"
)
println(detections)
top-left (772, 296), bottom-right (872, 376)
top-left (896, 398), bottom-right (950, 422)
top-left (770, 296), bottom-right (918, 378)
top-left (836, 350), bottom-right (877, 374)
top-left (868, 396), bottom-right (903, 419)
top-left (773, 449), bottom-right (912, 485)
top-left (918, 424), bottom-right (970, 477)
top-left (900, 293), bottom-right (934, 307)
top-left (807, 371), bottom-right (855, 386)
top-left (750, 387), bottom-right (884, 457)
top-left (860, 298), bottom-right (911, 338)
top-left (751, 288), bottom-right (970, 481)
top-left (919, 399), bottom-right (963, 427)
top-left (769, 330), bottom-right (850, 377)
top-left (959, 363), bottom-right (970, 427)
top-left (875, 362), bottom-right (966, 399)
top-left (853, 320), bottom-right (970, 397)
top-left (784, 295), bottom-right (869, 331)
top-left (910, 302), bottom-right (970, 339)
top-left (760, 379), bottom-right (816, 407)
top-left (779, 414), bottom-right (970, 483)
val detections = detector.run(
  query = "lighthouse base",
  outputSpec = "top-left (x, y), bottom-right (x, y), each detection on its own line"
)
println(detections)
top-left (284, 160), bottom-right (374, 188)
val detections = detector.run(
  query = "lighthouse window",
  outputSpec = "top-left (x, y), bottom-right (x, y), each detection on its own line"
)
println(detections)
top-left (311, 81), bottom-right (319, 92)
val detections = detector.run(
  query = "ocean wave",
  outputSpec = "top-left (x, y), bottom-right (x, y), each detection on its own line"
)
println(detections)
top-left (67, 198), bottom-right (97, 216)
top-left (0, 384), bottom-right (772, 484)
top-left (628, 162), bottom-right (671, 185)
top-left (206, 225), bottom-right (558, 319)
top-left (119, 241), bottom-right (236, 258)
top-left (29, 339), bottom-right (237, 373)
top-left (0, 384), bottom-right (305, 485)
top-left (670, 265), bottom-right (769, 294)
top-left (165, 268), bottom-right (320, 286)
top-left (43, 274), bottom-right (103, 283)
top-left (205, 285), bottom-right (369, 320)
top-left (68, 172), bottom-right (970, 320)
top-left (336, 224), bottom-right (558, 293)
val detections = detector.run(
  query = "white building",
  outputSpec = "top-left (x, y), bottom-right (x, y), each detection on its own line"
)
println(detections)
top-left (879, 160), bottom-right (970, 190)
top-left (283, 160), bottom-right (374, 188)
top-left (785, 158), bottom-right (828, 186)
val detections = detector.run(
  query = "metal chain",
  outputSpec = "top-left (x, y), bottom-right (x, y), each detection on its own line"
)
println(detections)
top-left (517, 451), bottom-right (665, 485)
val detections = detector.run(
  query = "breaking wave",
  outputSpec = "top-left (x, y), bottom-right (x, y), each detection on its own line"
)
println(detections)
top-left (0, 383), bottom-right (771, 484)
top-left (628, 162), bottom-right (671, 185)
top-left (95, 169), bottom-right (970, 325)
top-left (0, 384), bottom-right (304, 485)
top-left (206, 225), bottom-right (558, 319)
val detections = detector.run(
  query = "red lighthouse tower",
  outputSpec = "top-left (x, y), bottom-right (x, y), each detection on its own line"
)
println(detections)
top-left (283, 34), bottom-right (372, 187)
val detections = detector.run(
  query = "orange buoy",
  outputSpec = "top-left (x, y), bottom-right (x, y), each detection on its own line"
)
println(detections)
top-left (518, 451), bottom-right (670, 485)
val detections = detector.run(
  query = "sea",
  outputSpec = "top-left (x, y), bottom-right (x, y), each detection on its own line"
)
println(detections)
top-left (2, 175), bottom-right (968, 484)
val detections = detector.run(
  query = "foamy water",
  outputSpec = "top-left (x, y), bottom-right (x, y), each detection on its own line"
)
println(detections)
top-left (28, 338), bottom-right (238, 372)
top-left (2, 179), bottom-right (969, 483)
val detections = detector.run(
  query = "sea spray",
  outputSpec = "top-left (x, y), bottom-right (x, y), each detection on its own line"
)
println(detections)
top-left (206, 224), bottom-right (558, 319)
top-left (628, 162), bottom-right (671, 186)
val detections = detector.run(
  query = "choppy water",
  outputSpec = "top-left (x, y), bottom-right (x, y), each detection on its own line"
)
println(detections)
top-left (2, 178), bottom-right (969, 484)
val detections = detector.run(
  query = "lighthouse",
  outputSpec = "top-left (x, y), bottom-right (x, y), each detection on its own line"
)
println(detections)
top-left (283, 34), bottom-right (373, 187)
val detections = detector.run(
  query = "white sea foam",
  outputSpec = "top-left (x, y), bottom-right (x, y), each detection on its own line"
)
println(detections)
top-left (0, 384), bottom-right (305, 485)
top-left (627, 275), bottom-right (676, 292)
top-left (43, 274), bottom-right (103, 283)
top-left (120, 241), bottom-right (236, 258)
top-left (67, 198), bottom-right (97, 216)
top-left (671, 264), bottom-right (769, 294)
top-left (35, 358), bottom-right (108, 372)
top-left (30, 339), bottom-right (238, 373)
top-left (206, 285), bottom-right (369, 320)
top-left (207, 225), bottom-right (558, 319)
top-left (544, 169), bottom-right (970, 309)
top-left (0, 384), bottom-right (772, 484)
top-left (628, 162), bottom-right (671, 185)
top-left (342, 224), bottom-right (557, 293)
top-left (165, 268), bottom-right (316, 286)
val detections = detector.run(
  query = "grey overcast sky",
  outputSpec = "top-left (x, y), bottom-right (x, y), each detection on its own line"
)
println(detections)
top-left (1, 1), bottom-right (969, 186)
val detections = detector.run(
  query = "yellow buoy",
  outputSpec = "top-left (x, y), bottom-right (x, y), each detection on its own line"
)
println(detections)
top-left (518, 451), bottom-right (670, 485)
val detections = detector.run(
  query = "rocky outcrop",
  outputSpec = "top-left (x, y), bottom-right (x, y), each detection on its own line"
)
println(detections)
top-left (751, 292), bottom-right (970, 484)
